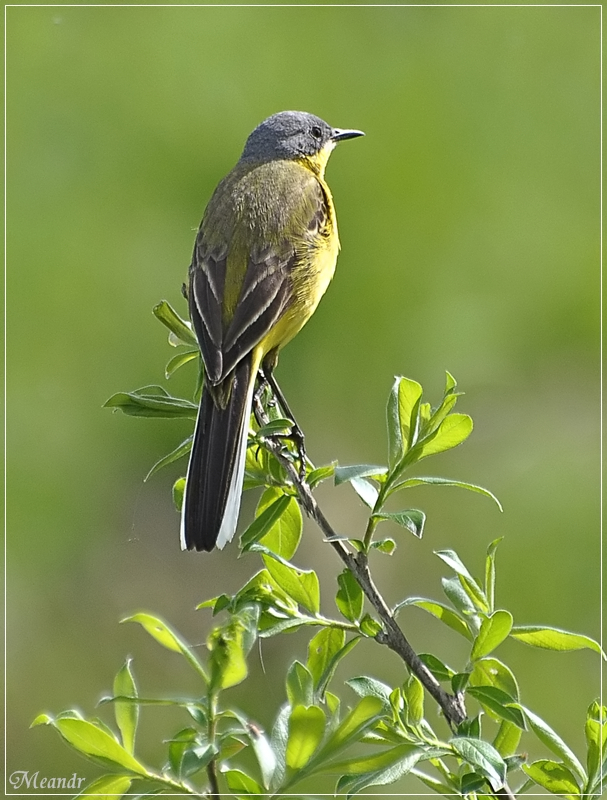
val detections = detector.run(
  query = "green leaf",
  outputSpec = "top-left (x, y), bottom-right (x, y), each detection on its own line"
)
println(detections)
top-left (144, 436), bottom-right (192, 481)
top-left (262, 553), bottom-right (320, 615)
top-left (121, 613), bottom-right (207, 681)
top-left (336, 568), bottom-right (364, 622)
top-left (395, 597), bottom-right (472, 640)
top-left (452, 672), bottom-right (470, 694)
top-left (493, 720), bottom-right (523, 757)
top-left (417, 373), bottom-right (461, 442)
top-left (411, 767), bottom-right (458, 796)
top-left (522, 706), bottom-right (587, 785)
top-left (224, 768), bottom-right (264, 795)
top-left (436, 549), bottom-right (489, 613)
top-left (172, 477), bottom-right (185, 511)
top-left (387, 376), bottom-right (423, 467)
top-left (258, 615), bottom-right (318, 638)
top-left (53, 718), bottom-right (148, 775)
top-left (373, 509), bottom-right (425, 538)
top-left (256, 488), bottom-right (302, 560)
top-left (334, 464), bottom-right (387, 485)
top-left (180, 743), bottom-right (215, 778)
top-left (471, 610), bottom-right (513, 660)
top-left (419, 401), bottom-right (432, 428)
top-left (585, 700), bottom-right (607, 787)
top-left (470, 657), bottom-right (520, 700)
top-left (152, 299), bottom-right (198, 346)
top-left (466, 686), bottom-right (525, 729)
top-left (307, 628), bottom-right (345, 689)
top-left (286, 705), bottom-right (326, 769)
top-left (56, 709), bottom-right (84, 720)
top-left (320, 639), bottom-right (358, 701)
top-left (346, 676), bottom-right (392, 707)
top-left (371, 537), bottom-right (396, 554)
top-left (307, 629), bottom-right (359, 698)
top-left (207, 605), bottom-right (259, 691)
top-left (389, 686), bottom-right (405, 721)
top-left (522, 760), bottom-right (581, 795)
top-left (165, 348), bottom-right (199, 378)
top-left (450, 736), bottom-right (506, 791)
top-left (422, 395), bottom-right (460, 439)
top-left (167, 728), bottom-right (215, 779)
top-left (231, 567), bottom-right (294, 612)
top-left (350, 477), bottom-right (379, 508)
top-left (243, 441), bottom-right (269, 490)
top-left (104, 386), bottom-right (198, 419)
top-left (247, 725), bottom-right (276, 789)
top-left (445, 370), bottom-right (457, 393)
top-left (458, 714), bottom-right (482, 739)
top-left (320, 696), bottom-right (385, 758)
top-left (99, 695), bottom-right (204, 711)
top-left (435, 548), bottom-right (476, 581)
top-left (511, 626), bottom-right (605, 656)
top-left (405, 675), bottom-right (424, 725)
top-left (460, 770), bottom-right (488, 794)
top-left (78, 774), bottom-right (133, 798)
top-left (484, 537), bottom-right (503, 613)
top-left (441, 576), bottom-right (479, 622)
top-left (113, 659), bottom-right (138, 754)
top-left (168, 726), bottom-right (197, 775)
top-left (334, 743), bottom-right (426, 796)
top-left (31, 713), bottom-right (53, 727)
top-left (286, 661), bottom-right (314, 708)
top-left (392, 476), bottom-right (502, 511)
top-left (415, 413), bottom-right (473, 459)
top-left (121, 613), bottom-right (183, 652)
top-left (240, 494), bottom-right (292, 551)
top-left (325, 691), bottom-right (341, 718)
top-left (269, 704), bottom-right (290, 791)
top-left (418, 653), bottom-right (455, 682)
top-left (256, 417), bottom-right (294, 437)
top-left (329, 742), bottom-right (426, 776)
top-left (307, 462), bottom-right (336, 488)
top-left (249, 457), bottom-right (283, 492)
top-left (359, 614), bottom-right (383, 637)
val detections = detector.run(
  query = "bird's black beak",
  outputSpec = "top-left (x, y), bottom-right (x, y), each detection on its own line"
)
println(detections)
top-left (331, 128), bottom-right (365, 142)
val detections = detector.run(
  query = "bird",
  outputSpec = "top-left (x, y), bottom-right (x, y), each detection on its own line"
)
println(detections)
top-left (181, 110), bottom-right (364, 552)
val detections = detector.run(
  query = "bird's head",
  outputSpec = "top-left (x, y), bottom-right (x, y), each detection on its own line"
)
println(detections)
top-left (241, 110), bottom-right (364, 176)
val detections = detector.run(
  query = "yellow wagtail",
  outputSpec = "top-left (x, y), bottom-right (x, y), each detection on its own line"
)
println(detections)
top-left (181, 111), bottom-right (364, 552)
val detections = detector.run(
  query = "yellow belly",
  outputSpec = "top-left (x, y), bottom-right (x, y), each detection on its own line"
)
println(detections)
top-left (256, 234), bottom-right (339, 359)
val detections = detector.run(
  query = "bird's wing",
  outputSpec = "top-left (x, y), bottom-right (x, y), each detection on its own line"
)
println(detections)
top-left (189, 163), bottom-right (329, 385)
top-left (188, 242), bottom-right (227, 383)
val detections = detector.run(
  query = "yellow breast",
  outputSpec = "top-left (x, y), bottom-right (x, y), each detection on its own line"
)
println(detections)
top-left (257, 174), bottom-right (340, 357)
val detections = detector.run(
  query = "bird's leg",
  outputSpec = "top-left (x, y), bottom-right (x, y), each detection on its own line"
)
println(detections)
top-left (252, 373), bottom-right (273, 460)
top-left (261, 353), bottom-right (307, 479)
top-left (252, 370), bottom-right (297, 468)
top-left (253, 372), bottom-right (271, 413)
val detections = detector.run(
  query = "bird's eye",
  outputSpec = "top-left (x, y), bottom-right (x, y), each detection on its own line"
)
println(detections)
top-left (311, 125), bottom-right (322, 139)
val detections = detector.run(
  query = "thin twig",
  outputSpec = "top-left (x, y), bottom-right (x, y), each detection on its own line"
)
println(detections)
top-left (206, 761), bottom-right (220, 800)
top-left (206, 691), bottom-right (221, 799)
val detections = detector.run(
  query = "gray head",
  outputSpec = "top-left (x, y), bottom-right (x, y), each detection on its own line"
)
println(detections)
top-left (241, 111), bottom-right (364, 162)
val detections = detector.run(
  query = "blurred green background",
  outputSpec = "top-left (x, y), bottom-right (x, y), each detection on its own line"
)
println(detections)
top-left (7, 4), bottom-right (600, 793)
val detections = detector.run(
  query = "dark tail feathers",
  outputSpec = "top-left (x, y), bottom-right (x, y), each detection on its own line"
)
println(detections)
top-left (181, 357), bottom-right (253, 551)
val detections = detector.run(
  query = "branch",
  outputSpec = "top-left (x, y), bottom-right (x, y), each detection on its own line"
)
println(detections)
top-left (253, 394), bottom-right (465, 728)
top-left (252, 395), bottom-right (517, 800)
top-left (206, 762), bottom-right (220, 800)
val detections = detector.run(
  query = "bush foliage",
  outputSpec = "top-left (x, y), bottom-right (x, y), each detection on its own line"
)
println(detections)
top-left (34, 302), bottom-right (605, 799)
